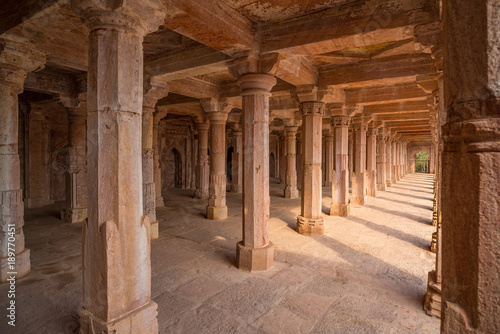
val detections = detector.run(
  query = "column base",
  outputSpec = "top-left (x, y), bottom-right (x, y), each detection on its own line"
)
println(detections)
top-left (1, 249), bottom-right (30, 283)
top-left (194, 189), bottom-right (209, 200)
top-left (207, 205), bottom-right (227, 220)
top-left (351, 195), bottom-right (367, 206)
top-left (330, 203), bottom-right (350, 216)
top-left (367, 188), bottom-right (377, 197)
top-left (230, 184), bottom-right (242, 193)
top-left (296, 216), bottom-right (325, 236)
top-left (386, 181), bottom-right (392, 187)
top-left (155, 196), bottom-right (164, 207)
top-left (284, 187), bottom-right (299, 199)
top-left (424, 270), bottom-right (442, 318)
top-left (150, 220), bottom-right (159, 240)
top-left (236, 241), bottom-right (274, 272)
top-left (79, 301), bottom-right (159, 333)
top-left (60, 207), bottom-right (88, 223)
top-left (376, 183), bottom-right (387, 191)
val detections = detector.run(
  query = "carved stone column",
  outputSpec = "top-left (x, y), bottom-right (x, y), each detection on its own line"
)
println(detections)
top-left (330, 115), bottom-right (350, 216)
top-left (194, 121), bottom-right (210, 199)
top-left (153, 116), bottom-right (164, 206)
top-left (279, 133), bottom-right (286, 184)
top-left (0, 39), bottom-right (44, 282)
top-left (366, 127), bottom-right (377, 197)
top-left (201, 98), bottom-right (232, 220)
top-left (230, 128), bottom-right (243, 193)
top-left (229, 53), bottom-right (278, 271)
top-left (391, 139), bottom-right (397, 183)
top-left (283, 121), bottom-right (300, 199)
top-left (351, 118), bottom-right (368, 206)
top-left (72, 1), bottom-right (165, 332)
top-left (376, 128), bottom-right (387, 191)
top-left (60, 96), bottom-right (88, 224)
top-left (297, 99), bottom-right (325, 236)
top-left (323, 127), bottom-right (334, 187)
top-left (385, 134), bottom-right (393, 187)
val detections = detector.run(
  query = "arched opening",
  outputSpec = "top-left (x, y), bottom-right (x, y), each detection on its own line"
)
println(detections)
top-left (269, 152), bottom-right (276, 178)
top-left (164, 148), bottom-right (182, 189)
top-left (227, 146), bottom-right (233, 183)
top-left (415, 151), bottom-right (429, 173)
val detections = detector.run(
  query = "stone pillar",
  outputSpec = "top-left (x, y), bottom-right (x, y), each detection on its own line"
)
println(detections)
top-left (60, 97), bottom-right (88, 224)
top-left (283, 122), bottom-right (300, 199)
top-left (330, 115), bottom-right (350, 216)
top-left (391, 139), bottom-right (397, 183)
top-left (348, 134), bottom-right (353, 186)
top-left (297, 101), bottom-right (325, 236)
top-left (72, 2), bottom-right (165, 332)
top-left (153, 117), bottom-right (164, 206)
top-left (194, 121), bottom-right (210, 199)
top-left (440, 1), bottom-right (500, 331)
top-left (279, 133), bottom-right (286, 184)
top-left (351, 118), bottom-right (368, 206)
top-left (0, 39), bottom-right (44, 282)
top-left (201, 98), bottom-right (232, 220)
top-left (385, 135), bottom-right (393, 187)
top-left (366, 127), bottom-right (377, 197)
top-left (376, 128), bottom-right (387, 191)
top-left (230, 128), bottom-right (243, 193)
top-left (230, 53), bottom-right (277, 271)
top-left (323, 127), bottom-right (334, 187)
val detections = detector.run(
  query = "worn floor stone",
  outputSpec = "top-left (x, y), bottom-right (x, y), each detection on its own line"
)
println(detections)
top-left (0, 173), bottom-right (439, 333)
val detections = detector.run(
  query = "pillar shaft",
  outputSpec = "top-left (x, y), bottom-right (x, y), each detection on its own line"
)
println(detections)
top-left (142, 107), bottom-right (157, 239)
top-left (207, 112), bottom-right (228, 220)
top-left (391, 140), bottom-right (397, 183)
top-left (385, 137), bottom-right (393, 187)
top-left (366, 128), bottom-right (377, 197)
top-left (376, 130), bottom-right (387, 191)
top-left (323, 129), bottom-right (334, 187)
top-left (284, 126), bottom-right (299, 199)
top-left (230, 131), bottom-right (243, 193)
top-left (297, 102), bottom-right (325, 235)
top-left (236, 73), bottom-right (276, 271)
top-left (194, 123), bottom-right (210, 199)
top-left (279, 134), bottom-right (286, 184)
top-left (351, 121), bottom-right (367, 205)
top-left (330, 116), bottom-right (350, 216)
top-left (61, 107), bottom-right (88, 223)
top-left (153, 120), bottom-right (164, 206)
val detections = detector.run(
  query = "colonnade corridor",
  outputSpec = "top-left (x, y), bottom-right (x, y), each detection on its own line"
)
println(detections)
top-left (0, 173), bottom-right (440, 333)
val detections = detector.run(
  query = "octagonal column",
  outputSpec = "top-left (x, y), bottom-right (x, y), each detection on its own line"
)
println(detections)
top-left (153, 118), bottom-right (164, 206)
top-left (391, 139), bottom-right (397, 183)
top-left (283, 124), bottom-right (299, 199)
top-left (376, 128), bottom-right (387, 191)
top-left (230, 129), bottom-right (243, 193)
top-left (60, 99), bottom-right (88, 224)
top-left (194, 121), bottom-right (210, 199)
top-left (235, 73), bottom-right (276, 271)
top-left (330, 115), bottom-right (351, 216)
top-left (297, 102), bottom-right (325, 235)
top-left (385, 135), bottom-right (393, 187)
top-left (351, 118), bottom-right (368, 206)
top-left (323, 127), bottom-right (334, 187)
top-left (72, 2), bottom-right (165, 332)
top-left (366, 127), bottom-right (377, 197)
top-left (201, 100), bottom-right (231, 220)
top-left (143, 107), bottom-right (158, 239)
top-left (279, 133), bottom-right (286, 184)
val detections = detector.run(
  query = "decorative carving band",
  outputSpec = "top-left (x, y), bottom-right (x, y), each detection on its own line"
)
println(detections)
top-left (332, 116), bottom-right (350, 127)
top-left (300, 102), bottom-right (325, 116)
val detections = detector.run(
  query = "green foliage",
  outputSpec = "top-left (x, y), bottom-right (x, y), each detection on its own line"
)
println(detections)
top-left (416, 151), bottom-right (429, 160)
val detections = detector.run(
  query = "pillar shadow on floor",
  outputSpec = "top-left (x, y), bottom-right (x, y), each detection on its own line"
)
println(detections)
top-left (365, 204), bottom-right (432, 225)
top-left (375, 195), bottom-right (433, 211)
top-left (391, 185), bottom-right (434, 194)
top-left (384, 190), bottom-right (433, 201)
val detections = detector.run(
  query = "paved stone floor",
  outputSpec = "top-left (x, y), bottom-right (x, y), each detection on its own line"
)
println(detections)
top-left (0, 173), bottom-right (440, 333)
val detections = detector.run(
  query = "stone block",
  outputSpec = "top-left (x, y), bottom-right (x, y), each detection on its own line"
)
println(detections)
top-left (236, 241), bottom-right (274, 271)
top-left (206, 205), bottom-right (227, 220)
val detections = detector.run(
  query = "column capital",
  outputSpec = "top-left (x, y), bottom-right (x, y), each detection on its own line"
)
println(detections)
top-left (331, 115), bottom-right (351, 128)
top-left (237, 73), bottom-right (277, 96)
top-left (0, 38), bottom-right (45, 89)
top-left (195, 120), bottom-right (210, 132)
top-left (282, 118), bottom-right (302, 129)
top-left (143, 77), bottom-right (168, 109)
top-left (71, 0), bottom-right (166, 37)
top-left (228, 51), bottom-right (280, 78)
top-left (367, 127), bottom-right (377, 136)
top-left (300, 101), bottom-right (325, 117)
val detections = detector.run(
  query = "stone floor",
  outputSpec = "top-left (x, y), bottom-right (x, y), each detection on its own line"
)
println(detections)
top-left (0, 173), bottom-right (440, 333)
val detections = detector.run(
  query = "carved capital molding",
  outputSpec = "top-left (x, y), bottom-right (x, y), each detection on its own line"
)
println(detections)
top-left (332, 116), bottom-right (351, 128)
top-left (300, 101), bottom-right (325, 117)
top-left (228, 51), bottom-right (280, 78)
top-left (0, 39), bottom-right (45, 89)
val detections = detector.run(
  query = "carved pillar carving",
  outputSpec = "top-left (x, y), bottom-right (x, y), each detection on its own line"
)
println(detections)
top-left (376, 128), bottom-right (387, 191)
top-left (194, 121), bottom-right (210, 199)
top-left (330, 115), bottom-right (351, 216)
top-left (283, 122), bottom-right (299, 199)
top-left (230, 129), bottom-right (243, 193)
top-left (279, 133), bottom-right (286, 184)
top-left (323, 127), bottom-right (334, 187)
top-left (351, 118), bottom-right (368, 206)
top-left (366, 127), bottom-right (377, 197)
top-left (385, 135), bottom-right (393, 187)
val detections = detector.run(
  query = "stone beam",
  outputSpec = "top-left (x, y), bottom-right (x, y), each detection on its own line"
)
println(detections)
top-left (24, 70), bottom-right (81, 95)
top-left (375, 111), bottom-right (429, 122)
top-left (364, 100), bottom-right (431, 114)
top-left (320, 54), bottom-right (436, 88)
top-left (275, 55), bottom-right (318, 86)
top-left (261, 0), bottom-right (438, 55)
top-left (167, 77), bottom-right (218, 99)
top-left (164, 0), bottom-right (258, 56)
top-left (345, 84), bottom-right (428, 105)
top-left (0, 0), bottom-right (60, 34)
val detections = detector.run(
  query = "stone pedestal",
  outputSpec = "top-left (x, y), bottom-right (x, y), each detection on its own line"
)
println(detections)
top-left (297, 101), bottom-right (325, 236)
top-left (323, 128), bottom-right (334, 187)
top-left (330, 115), bottom-right (350, 216)
top-left (366, 127), bottom-right (377, 197)
top-left (61, 103), bottom-right (88, 224)
top-left (202, 101), bottom-right (230, 220)
top-left (234, 71), bottom-right (276, 271)
top-left (283, 124), bottom-right (299, 199)
top-left (0, 39), bottom-right (44, 282)
top-left (351, 119), bottom-right (367, 206)
top-left (72, 3), bottom-right (164, 332)
top-left (230, 130), bottom-right (243, 193)
top-left (194, 122), bottom-right (210, 199)
top-left (376, 129), bottom-right (387, 191)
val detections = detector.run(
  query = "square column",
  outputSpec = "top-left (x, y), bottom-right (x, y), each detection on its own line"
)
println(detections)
top-left (391, 139), bottom-right (397, 184)
top-left (351, 118), bottom-right (368, 206)
top-left (385, 135), bottom-right (393, 187)
top-left (330, 115), bottom-right (351, 216)
top-left (0, 39), bottom-right (44, 282)
top-left (376, 128), bottom-right (387, 191)
top-left (153, 117), bottom-right (164, 206)
top-left (230, 128), bottom-right (243, 193)
top-left (235, 72), bottom-right (276, 271)
top-left (323, 128), bottom-right (334, 187)
top-left (279, 133), bottom-right (286, 184)
top-left (194, 121), bottom-right (210, 199)
top-left (72, 3), bottom-right (165, 332)
top-left (297, 102), bottom-right (325, 236)
top-left (366, 127), bottom-right (377, 197)
top-left (283, 122), bottom-right (300, 199)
